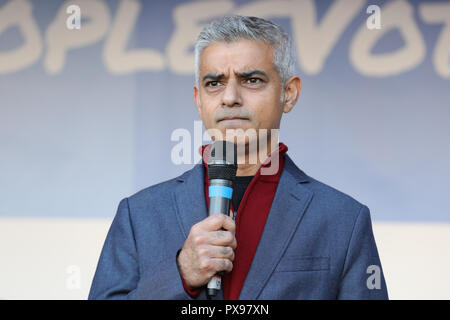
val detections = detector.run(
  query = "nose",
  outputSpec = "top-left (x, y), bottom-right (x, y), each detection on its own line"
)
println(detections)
top-left (221, 79), bottom-right (242, 108)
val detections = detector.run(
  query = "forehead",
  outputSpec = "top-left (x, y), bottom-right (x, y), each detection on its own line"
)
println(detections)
top-left (199, 39), bottom-right (276, 75)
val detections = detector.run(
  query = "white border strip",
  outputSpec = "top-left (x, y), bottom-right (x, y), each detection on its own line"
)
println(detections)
top-left (0, 219), bottom-right (449, 299)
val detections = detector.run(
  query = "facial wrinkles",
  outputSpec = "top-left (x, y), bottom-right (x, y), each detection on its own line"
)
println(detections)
top-left (202, 68), bottom-right (254, 123)
top-left (198, 41), bottom-right (284, 130)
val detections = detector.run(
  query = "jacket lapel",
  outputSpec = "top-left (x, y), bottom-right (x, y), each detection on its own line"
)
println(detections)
top-left (239, 155), bottom-right (313, 299)
top-left (173, 164), bottom-right (208, 238)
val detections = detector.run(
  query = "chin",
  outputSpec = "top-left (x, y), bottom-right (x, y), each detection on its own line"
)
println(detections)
top-left (225, 130), bottom-right (258, 147)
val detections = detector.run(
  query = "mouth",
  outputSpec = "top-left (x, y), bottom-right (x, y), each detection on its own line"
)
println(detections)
top-left (218, 117), bottom-right (249, 122)
top-left (217, 117), bottom-right (250, 129)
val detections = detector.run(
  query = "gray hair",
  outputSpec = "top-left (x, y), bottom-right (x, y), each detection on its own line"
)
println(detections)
top-left (194, 15), bottom-right (296, 87)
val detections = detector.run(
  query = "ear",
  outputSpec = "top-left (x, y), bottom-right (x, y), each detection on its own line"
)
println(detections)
top-left (193, 85), bottom-right (202, 117)
top-left (282, 76), bottom-right (301, 113)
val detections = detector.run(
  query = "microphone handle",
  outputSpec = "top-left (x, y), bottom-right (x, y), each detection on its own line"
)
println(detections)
top-left (207, 179), bottom-right (233, 297)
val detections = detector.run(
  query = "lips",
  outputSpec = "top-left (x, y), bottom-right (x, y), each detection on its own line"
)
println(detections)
top-left (217, 117), bottom-right (250, 129)
top-left (218, 117), bottom-right (249, 122)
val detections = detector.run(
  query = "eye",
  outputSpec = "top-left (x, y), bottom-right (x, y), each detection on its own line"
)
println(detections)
top-left (205, 81), bottom-right (220, 87)
top-left (246, 78), bottom-right (263, 84)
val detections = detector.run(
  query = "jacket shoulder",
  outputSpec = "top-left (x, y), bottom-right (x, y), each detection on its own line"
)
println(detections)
top-left (308, 176), bottom-right (365, 211)
top-left (127, 164), bottom-right (201, 206)
top-left (285, 155), bottom-right (367, 218)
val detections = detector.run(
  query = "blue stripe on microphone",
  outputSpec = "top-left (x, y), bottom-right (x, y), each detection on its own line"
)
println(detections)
top-left (209, 186), bottom-right (233, 199)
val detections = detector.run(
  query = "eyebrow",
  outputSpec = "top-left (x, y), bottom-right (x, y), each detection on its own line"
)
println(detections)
top-left (236, 70), bottom-right (269, 79)
top-left (202, 73), bottom-right (225, 83)
top-left (201, 70), bottom-right (269, 83)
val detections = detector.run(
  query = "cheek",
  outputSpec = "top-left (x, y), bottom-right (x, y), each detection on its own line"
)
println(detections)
top-left (201, 111), bottom-right (213, 127)
top-left (248, 92), bottom-right (282, 126)
top-left (201, 107), bottom-right (219, 130)
top-left (198, 96), bottom-right (214, 121)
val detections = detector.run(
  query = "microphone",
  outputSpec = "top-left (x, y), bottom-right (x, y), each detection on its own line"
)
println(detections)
top-left (206, 140), bottom-right (237, 297)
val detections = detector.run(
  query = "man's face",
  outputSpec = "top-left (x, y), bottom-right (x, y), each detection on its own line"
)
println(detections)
top-left (194, 39), bottom-right (292, 145)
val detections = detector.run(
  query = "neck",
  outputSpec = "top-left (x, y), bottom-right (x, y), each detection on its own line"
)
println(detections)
top-left (235, 138), bottom-right (278, 176)
top-left (236, 162), bottom-right (260, 176)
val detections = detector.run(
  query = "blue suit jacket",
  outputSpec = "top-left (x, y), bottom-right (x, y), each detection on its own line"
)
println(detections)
top-left (89, 155), bottom-right (388, 300)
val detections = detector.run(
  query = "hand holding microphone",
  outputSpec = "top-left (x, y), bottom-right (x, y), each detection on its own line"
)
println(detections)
top-left (177, 211), bottom-right (236, 291)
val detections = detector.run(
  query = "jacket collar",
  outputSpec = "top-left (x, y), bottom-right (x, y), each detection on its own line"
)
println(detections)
top-left (199, 142), bottom-right (289, 181)
top-left (199, 142), bottom-right (288, 166)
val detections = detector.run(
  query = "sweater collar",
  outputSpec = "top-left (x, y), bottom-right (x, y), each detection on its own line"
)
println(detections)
top-left (199, 142), bottom-right (288, 180)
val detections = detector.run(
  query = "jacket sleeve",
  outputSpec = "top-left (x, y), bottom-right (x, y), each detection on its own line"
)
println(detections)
top-left (337, 205), bottom-right (389, 299)
top-left (88, 198), bottom-right (195, 300)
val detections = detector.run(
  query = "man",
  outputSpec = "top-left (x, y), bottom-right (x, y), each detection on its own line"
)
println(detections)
top-left (89, 15), bottom-right (388, 300)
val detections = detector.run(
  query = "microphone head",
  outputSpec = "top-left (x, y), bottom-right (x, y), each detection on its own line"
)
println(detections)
top-left (207, 140), bottom-right (237, 181)
top-left (209, 140), bottom-right (237, 165)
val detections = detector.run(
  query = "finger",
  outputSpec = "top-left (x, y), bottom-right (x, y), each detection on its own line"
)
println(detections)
top-left (209, 230), bottom-right (236, 248)
top-left (210, 258), bottom-right (233, 273)
top-left (208, 245), bottom-right (235, 261)
top-left (219, 213), bottom-right (235, 233)
top-left (200, 213), bottom-right (235, 233)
